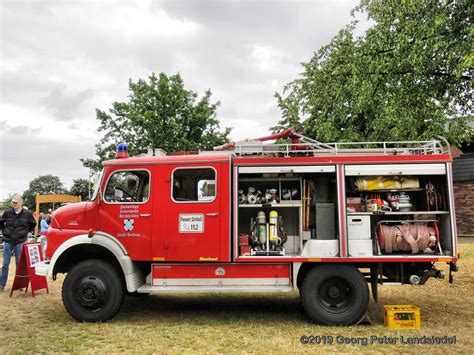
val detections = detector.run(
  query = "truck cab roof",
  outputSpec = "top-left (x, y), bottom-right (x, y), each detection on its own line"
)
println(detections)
top-left (102, 153), bottom-right (231, 166)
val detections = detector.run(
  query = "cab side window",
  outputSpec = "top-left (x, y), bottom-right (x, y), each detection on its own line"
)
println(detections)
top-left (104, 170), bottom-right (150, 203)
top-left (172, 168), bottom-right (216, 202)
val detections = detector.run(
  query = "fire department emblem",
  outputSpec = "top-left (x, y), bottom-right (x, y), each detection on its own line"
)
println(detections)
top-left (124, 219), bottom-right (134, 231)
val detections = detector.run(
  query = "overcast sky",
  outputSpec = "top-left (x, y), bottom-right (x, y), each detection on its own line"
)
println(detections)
top-left (0, 0), bottom-right (361, 200)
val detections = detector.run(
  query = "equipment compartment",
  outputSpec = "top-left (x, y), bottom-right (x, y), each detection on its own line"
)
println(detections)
top-left (236, 168), bottom-right (338, 257)
top-left (344, 167), bottom-right (454, 257)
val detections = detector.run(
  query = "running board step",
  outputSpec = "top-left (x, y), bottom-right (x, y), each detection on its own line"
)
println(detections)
top-left (137, 284), bottom-right (294, 293)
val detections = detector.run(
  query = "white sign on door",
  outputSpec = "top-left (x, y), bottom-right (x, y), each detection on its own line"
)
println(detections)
top-left (179, 214), bottom-right (204, 233)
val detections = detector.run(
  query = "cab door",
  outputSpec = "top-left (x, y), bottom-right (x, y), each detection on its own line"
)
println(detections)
top-left (163, 164), bottom-right (223, 261)
top-left (98, 168), bottom-right (153, 261)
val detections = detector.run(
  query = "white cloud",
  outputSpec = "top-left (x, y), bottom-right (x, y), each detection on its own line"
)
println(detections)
top-left (251, 45), bottom-right (284, 73)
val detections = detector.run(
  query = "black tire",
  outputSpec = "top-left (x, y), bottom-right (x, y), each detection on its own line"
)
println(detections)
top-left (62, 259), bottom-right (125, 322)
top-left (301, 264), bottom-right (369, 325)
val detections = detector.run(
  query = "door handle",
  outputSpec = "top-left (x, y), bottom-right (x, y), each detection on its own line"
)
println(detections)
top-left (206, 213), bottom-right (219, 217)
top-left (140, 214), bottom-right (151, 217)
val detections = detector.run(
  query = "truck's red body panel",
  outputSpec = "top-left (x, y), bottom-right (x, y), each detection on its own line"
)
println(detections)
top-left (152, 263), bottom-right (290, 279)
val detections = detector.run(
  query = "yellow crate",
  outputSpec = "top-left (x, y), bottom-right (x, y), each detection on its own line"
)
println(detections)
top-left (384, 305), bottom-right (421, 329)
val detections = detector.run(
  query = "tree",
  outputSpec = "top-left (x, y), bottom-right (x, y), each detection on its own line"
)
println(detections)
top-left (274, 0), bottom-right (473, 145)
top-left (2, 193), bottom-right (18, 210)
top-left (70, 178), bottom-right (91, 201)
top-left (82, 72), bottom-right (231, 171)
top-left (22, 175), bottom-right (67, 210)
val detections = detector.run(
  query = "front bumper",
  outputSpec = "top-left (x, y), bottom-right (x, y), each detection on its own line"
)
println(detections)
top-left (35, 261), bottom-right (50, 277)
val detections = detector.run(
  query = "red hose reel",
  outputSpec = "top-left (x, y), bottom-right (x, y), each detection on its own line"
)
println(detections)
top-left (377, 222), bottom-right (439, 254)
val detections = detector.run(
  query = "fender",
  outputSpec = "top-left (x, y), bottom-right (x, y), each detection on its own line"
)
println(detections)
top-left (48, 231), bottom-right (144, 292)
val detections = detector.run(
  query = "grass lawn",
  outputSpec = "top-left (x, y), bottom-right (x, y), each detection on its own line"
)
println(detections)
top-left (0, 244), bottom-right (473, 353)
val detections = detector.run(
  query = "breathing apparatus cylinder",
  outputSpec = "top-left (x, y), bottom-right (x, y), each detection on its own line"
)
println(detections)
top-left (269, 210), bottom-right (278, 243)
top-left (257, 211), bottom-right (266, 245)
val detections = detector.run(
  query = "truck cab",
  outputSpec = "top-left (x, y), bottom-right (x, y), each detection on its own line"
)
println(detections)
top-left (96, 154), bottom-right (231, 262)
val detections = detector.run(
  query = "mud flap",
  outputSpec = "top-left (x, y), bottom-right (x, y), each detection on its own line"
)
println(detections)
top-left (370, 263), bottom-right (380, 303)
top-left (449, 262), bottom-right (458, 284)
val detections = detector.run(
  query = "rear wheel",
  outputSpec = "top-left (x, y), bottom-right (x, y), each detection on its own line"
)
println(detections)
top-left (301, 264), bottom-right (369, 325)
top-left (62, 259), bottom-right (125, 322)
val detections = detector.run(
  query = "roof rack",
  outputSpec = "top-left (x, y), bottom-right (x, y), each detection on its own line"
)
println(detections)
top-left (213, 126), bottom-right (451, 157)
top-left (230, 137), bottom-right (450, 157)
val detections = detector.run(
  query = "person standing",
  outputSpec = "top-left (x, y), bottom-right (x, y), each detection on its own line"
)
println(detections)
top-left (0, 195), bottom-right (36, 291)
top-left (39, 214), bottom-right (49, 259)
top-left (36, 212), bottom-right (44, 237)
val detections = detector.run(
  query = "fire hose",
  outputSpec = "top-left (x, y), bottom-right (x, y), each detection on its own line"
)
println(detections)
top-left (377, 222), bottom-right (439, 254)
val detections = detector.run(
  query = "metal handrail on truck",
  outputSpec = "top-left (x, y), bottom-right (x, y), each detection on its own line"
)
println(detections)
top-left (214, 126), bottom-right (450, 157)
top-left (232, 139), bottom-right (447, 157)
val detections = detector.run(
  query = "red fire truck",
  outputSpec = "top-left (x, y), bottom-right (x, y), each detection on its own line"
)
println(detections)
top-left (35, 128), bottom-right (459, 324)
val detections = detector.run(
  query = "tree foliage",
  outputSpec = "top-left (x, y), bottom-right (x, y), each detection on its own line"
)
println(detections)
top-left (274, 0), bottom-right (473, 145)
top-left (22, 175), bottom-right (68, 210)
top-left (69, 178), bottom-right (91, 201)
top-left (2, 193), bottom-right (18, 210)
top-left (82, 72), bottom-right (231, 171)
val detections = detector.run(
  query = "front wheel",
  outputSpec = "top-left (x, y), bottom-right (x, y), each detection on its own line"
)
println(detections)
top-left (62, 259), bottom-right (125, 322)
top-left (301, 264), bottom-right (369, 325)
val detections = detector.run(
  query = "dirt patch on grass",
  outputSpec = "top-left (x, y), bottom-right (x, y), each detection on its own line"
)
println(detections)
top-left (1, 245), bottom-right (473, 353)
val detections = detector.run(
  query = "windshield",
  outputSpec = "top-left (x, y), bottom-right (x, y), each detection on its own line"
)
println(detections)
top-left (91, 170), bottom-right (104, 201)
